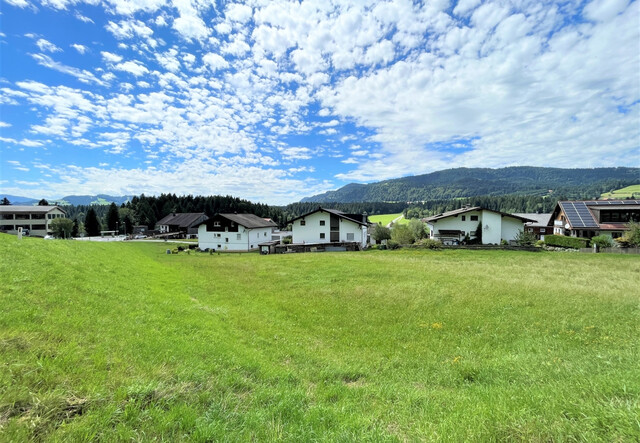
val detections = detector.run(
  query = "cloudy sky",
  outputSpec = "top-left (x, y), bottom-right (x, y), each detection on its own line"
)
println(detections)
top-left (1, 0), bottom-right (638, 204)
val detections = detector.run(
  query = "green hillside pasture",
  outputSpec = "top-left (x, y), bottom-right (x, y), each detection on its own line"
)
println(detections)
top-left (1, 235), bottom-right (639, 441)
top-left (369, 213), bottom-right (402, 226)
top-left (369, 213), bottom-right (409, 226)
top-left (600, 184), bottom-right (640, 199)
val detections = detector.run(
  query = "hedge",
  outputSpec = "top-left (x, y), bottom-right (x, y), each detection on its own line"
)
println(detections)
top-left (544, 234), bottom-right (589, 249)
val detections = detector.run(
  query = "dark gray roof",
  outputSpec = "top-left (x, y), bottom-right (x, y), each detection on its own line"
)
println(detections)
top-left (156, 212), bottom-right (208, 228)
top-left (287, 207), bottom-right (368, 226)
top-left (219, 213), bottom-right (277, 229)
top-left (0, 205), bottom-right (66, 214)
top-left (512, 213), bottom-right (552, 227)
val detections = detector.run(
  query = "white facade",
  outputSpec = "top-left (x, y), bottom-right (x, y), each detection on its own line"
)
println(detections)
top-left (198, 225), bottom-right (273, 251)
top-left (427, 209), bottom-right (526, 245)
top-left (0, 206), bottom-right (66, 237)
top-left (292, 210), bottom-right (367, 248)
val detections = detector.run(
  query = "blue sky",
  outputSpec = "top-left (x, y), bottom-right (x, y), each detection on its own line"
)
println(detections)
top-left (1, 0), bottom-right (638, 204)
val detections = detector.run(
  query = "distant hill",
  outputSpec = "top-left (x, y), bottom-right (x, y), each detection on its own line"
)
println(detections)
top-left (301, 167), bottom-right (640, 203)
top-left (0, 194), bottom-right (134, 206)
top-left (54, 195), bottom-right (135, 206)
top-left (0, 195), bottom-right (39, 205)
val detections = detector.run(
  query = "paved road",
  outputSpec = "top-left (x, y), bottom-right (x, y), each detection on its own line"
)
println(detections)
top-left (387, 214), bottom-right (404, 228)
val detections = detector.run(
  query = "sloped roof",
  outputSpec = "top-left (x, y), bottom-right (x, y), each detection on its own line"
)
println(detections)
top-left (424, 206), bottom-right (536, 223)
top-left (0, 205), bottom-right (66, 214)
top-left (287, 207), bottom-right (368, 226)
top-left (512, 213), bottom-right (552, 227)
top-left (157, 212), bottom-right (208, 228)
top-left (219, 213), bottom-right (277, 229)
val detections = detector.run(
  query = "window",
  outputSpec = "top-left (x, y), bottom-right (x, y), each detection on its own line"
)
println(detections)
top-left (214, 221), bottom-right (221, 227)
top-left (264, 232), bottom-right (267, 236)
top-left (217, 244), bottom-right (221, 248)
top-left (470, 215), bottom-right (479, 221)
top-left (237, 234), bottom-right (241, 240)
top-left (347, 233), bottom-right (354, 241)
top-left (540, 228), bottom-right (546, 233)
top-left (300, 220), bottom-right (306, 226)
top-left (225, 238), bottom-right (228, 242)
top-left (32, 224), bottom-right (46, 230)
top-left (320, 220), bottom-right (325, 226)
top-left (320, 233), bottom-right (325, 239)
top-left (461, 215), bottom-right (466, 221)
top-left (528, 228), bottom-right (534, 232)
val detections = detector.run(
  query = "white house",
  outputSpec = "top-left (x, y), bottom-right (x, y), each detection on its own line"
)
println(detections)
top-left (424, 206), bottom-right (534, 245)
top-left (289, 207), bottom-right (369, 248)
top-left (197, 213), bottom-right (277, 251)
top-left (0, 205), bottom-right (67, 237)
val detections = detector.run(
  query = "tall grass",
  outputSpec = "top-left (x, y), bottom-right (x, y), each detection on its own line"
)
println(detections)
top-left (1, 234), bottom-right (639, 441)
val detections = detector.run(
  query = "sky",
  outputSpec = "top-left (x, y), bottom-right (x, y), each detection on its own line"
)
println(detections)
top-left (0, 0), bottom-right (638, 205)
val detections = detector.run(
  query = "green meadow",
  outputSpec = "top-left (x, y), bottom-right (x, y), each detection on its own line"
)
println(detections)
top-left (1, 234), bottom-right (639, 441)
top-left (600, 184), bottom-right (640, 199)
top-left (369, 213), bottom-right (406, 226)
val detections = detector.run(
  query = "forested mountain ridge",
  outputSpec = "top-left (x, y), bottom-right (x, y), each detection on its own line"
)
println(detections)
top-left (301, 167), bottom-right (640, 203)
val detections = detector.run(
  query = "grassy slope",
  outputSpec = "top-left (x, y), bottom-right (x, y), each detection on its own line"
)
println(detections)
top-left (369, 213), bottom-right (409, 226)
top-left (1, 234), bottom-right (639, 441)
top-left (600, 184), bottom-right (640, 199)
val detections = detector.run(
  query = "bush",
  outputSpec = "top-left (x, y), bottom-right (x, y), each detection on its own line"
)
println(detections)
top-left (544, 234), bottom-right (589, 249)
top-left (514, 229), bottom-right (537, 246)
top-left (619, 221), bottom-right (640, 247)
top-left (386, 240), bottom-right (400, 250)
top-left (590, 235), bottom-right (613, 248)
top-left (535, 240), bottom-right (545, 248)
top-left (391, 224), bottom-right (414, 245)
top-left (419, 239), bottom-right (443, 250)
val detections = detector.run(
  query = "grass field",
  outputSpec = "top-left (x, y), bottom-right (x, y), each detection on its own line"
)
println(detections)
top-left (1, 234), bottom-right (639, 441)
top-left (600, 184), bottom-right (640, 199)
top-left (369, 213), bottom-right (407, 226)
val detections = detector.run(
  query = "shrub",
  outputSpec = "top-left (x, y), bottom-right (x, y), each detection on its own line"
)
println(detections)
top-left (590, 235), bottom-right (613, 249)
top-left (386, 240), bottom-right (400, 250)
top-left (535, 240), bottom-right (545, 247)
top-left (544, 234), bottom-right (589, 249)
top-left (391, 224), bottom-right (414, 245)
top-left (372, 224), bottom-right (391, 243)
top-left (419, 239), bottom-right (443, 250)
top-left (619, 221), bottom-right (640, 247)
top-left (514, 229), bottom-right (537, 246)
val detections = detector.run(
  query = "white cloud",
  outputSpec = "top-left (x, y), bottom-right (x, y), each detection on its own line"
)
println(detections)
top-left (5, 0), bottom-right (30, 7)
top-left (225, 3), bottom-right (252, 23)
top-left (114, 60), bottom-right (149, 77)
top-left (0, 122), bottom-right (12, 128)
top-left (202, 52), bottom-right (228, 71)
top-left (36, 38), bottom-right (61, 53)
top-left (106, 20), bottom-right (153, 40)
top-left (101, 51), bottom-right (123, 63)
top-left (29, 53), bottom-right (105, 85)
top-left (583, 0), bottom-right (629, 22)
top-left (70, 44), bottom-right (88, 54)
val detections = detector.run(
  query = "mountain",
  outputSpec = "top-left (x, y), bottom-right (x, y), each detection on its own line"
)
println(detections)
top-left (301, 167), bottom-right (640, 203)
top-left (0, 195), bottom-right (39, 205)
top-left (0, 194), bottom-right (134, 206)
top-left (54, 195), bottom-right (135, 206)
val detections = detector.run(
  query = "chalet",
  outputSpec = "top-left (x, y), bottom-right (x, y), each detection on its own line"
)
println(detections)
top-left (424, 206), bottom-right (534, 245)
top-left (513, 213), bottom-right (552, 240)
top-left (289, 207), bottom-right (369, 248)
top-left (0, 205), bottom-right (66, 237)
top-left (197, 213), bottom-right (277, 251)
top-left (156, 212), bottom-right (208, 238)
top-left (550, 200), bottom-right (640, 239)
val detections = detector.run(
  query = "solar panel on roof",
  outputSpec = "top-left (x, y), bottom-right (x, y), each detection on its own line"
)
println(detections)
top-left (562, 201), bottom-right (599, 228)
